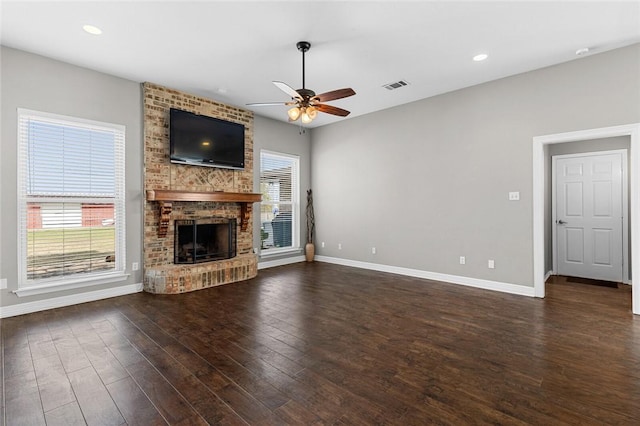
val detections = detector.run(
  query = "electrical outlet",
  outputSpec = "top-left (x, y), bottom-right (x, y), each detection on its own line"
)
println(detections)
top-left (372, 247), bottom-right (376, 254)
top-left (338, 243), bottom-right (342, 250)
top-left (132, 262), bottom-right (139, 271)
top-left (508, 191), bottom-right (520, 201)
top-left (0, 278), bottom-right (6, 290)
top-left (321, 242), bottom-right (325, 248)
top-left (459, 256), bottom-right (466, 265)
top-left (488, 259), bottom-right (495, 269)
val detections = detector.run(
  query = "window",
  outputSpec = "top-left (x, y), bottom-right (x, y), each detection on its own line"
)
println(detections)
top-left (260, 150), bottom-right (299, 253)
top-left (17, 109), bottom-right (126, 292)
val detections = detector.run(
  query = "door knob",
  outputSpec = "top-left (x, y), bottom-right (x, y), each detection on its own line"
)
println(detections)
top-left (557, 220), bottom-right (567, 225)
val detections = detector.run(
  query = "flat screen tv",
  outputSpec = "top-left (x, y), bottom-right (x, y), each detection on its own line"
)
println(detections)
top-left (170, 108), bottom-right (245, 170)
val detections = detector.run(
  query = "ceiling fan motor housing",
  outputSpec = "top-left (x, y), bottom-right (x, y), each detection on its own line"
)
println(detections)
top-left (296, 88), bottom-right (316, 100)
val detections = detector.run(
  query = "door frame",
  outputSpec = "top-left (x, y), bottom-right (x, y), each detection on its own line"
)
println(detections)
top-left (533, 123), bottom-right (640, 315)
top-left (551, 150), bottom-right (629, 283)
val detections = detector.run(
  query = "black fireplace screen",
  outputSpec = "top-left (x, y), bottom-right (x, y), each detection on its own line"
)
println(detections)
top-left (174, 218), bottom-right (236, 264)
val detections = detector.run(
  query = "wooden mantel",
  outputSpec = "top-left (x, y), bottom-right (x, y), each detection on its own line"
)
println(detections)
top-left (146, 190), bottom-right (262, 237)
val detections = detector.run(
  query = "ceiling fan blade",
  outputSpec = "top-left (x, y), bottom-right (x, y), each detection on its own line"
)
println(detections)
top-left (313, 88), bottom-right (356, 103)
top-left (273, 81), bottom-right (302, 100)
top-left (315, 103), bottom-right (351, 117)
top-left (246, 102), bottom-right (293, 107)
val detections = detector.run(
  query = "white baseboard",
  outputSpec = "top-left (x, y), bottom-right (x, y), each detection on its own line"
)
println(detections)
top-left (258, 255), bottom-right (305, 270)
top-left (0, 257), bottom-right (535, 318)
top-left (0, 283), bottom-right (143, 318)
top-left (315, 256), bottom-right (535, 297)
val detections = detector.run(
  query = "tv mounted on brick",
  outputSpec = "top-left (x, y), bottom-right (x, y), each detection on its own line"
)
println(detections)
top-left (169, 108), bottom-right (245, 170)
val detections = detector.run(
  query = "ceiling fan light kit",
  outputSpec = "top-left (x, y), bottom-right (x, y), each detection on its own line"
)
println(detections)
top-left (289, 105), bottom-right (318, 123)
top-left (249, 41), bottom-right (356, 124)
top-left (287, 106), bottom-right (301, 121)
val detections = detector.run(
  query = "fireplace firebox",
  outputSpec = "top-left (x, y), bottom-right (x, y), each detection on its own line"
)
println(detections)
top-left (174, 218), bottom-right (236, 264)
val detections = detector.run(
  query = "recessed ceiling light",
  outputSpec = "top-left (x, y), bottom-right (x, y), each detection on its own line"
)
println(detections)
top-left (82, 24), bottom-right (102, 35)
top-left (473, 53), bottom-right (488, 62)
top-left (575, 47), bottom-right (590, 56)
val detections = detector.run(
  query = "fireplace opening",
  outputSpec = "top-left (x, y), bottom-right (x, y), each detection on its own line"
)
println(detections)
top-left (174, 218), bottom-right (236, 264)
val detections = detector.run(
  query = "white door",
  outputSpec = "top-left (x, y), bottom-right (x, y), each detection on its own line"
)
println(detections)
top-left (554, 152), bottom-right (624, 282)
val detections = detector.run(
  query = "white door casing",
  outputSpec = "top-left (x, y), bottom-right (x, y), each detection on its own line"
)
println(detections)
top-left (533, 123), bottom-right (640, 316)
top-left (553, 151), bottom-right (626, 282)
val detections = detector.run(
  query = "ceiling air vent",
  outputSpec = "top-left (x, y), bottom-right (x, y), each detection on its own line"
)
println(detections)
top-left (383, 80), bottom-right (409, 90)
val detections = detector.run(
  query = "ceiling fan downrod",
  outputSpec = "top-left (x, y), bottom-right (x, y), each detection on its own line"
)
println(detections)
top-left (297, 41), bottom-right (311, 93)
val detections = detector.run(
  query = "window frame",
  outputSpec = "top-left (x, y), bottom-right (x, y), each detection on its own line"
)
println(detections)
top-left (15, 109), bottom-right (127, 296)
top-left (259, 149), bottom-right (300, 256)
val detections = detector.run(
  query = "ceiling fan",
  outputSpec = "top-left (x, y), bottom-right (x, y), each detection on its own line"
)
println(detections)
top-left (248, 41), bottom-right (356, 124)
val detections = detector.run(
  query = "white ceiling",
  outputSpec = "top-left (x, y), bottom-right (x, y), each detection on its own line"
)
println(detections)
top-left (2, 1), bottom-right (639, 128)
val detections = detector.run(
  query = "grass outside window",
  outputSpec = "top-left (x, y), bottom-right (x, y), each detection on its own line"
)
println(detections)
top-left (27, 227), bottom-right (116, 279)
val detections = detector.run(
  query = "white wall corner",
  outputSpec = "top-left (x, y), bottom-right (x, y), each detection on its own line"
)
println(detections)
top-left (544, 270), bottom-right (553, 282)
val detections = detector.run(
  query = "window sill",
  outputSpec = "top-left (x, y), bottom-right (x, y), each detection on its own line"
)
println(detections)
top-left (13, 272), bottom-right (129, 297)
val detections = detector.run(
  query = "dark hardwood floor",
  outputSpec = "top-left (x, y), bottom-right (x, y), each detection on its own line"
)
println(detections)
top-left (2, 262), bottom-right (640, 425)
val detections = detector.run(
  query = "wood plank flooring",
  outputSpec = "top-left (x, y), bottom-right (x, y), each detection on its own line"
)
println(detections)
top-left (2, 262), bottom-right (640, 425)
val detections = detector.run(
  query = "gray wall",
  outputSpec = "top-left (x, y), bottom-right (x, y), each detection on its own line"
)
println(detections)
top-left (0, 46), bottom-right (143, 307)
top-left (311, 43), bottom-right (640, 288)
top-left (546, 136), bottom-right (631, 277)
top-left (253, 115), bottom-right (312, 261)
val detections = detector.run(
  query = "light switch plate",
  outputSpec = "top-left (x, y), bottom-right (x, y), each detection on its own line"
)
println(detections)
top-left (0, 278), bottom-right (7, 289)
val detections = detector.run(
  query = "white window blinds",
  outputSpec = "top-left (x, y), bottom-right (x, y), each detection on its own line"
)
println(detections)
top-left (17, 109), bottom-right (126, 287)
top-left (260, 151), bottom-right (299, 252)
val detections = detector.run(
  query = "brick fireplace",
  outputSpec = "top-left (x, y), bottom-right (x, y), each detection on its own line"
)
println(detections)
top-left (143, 83), bottom-right (258, 294)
